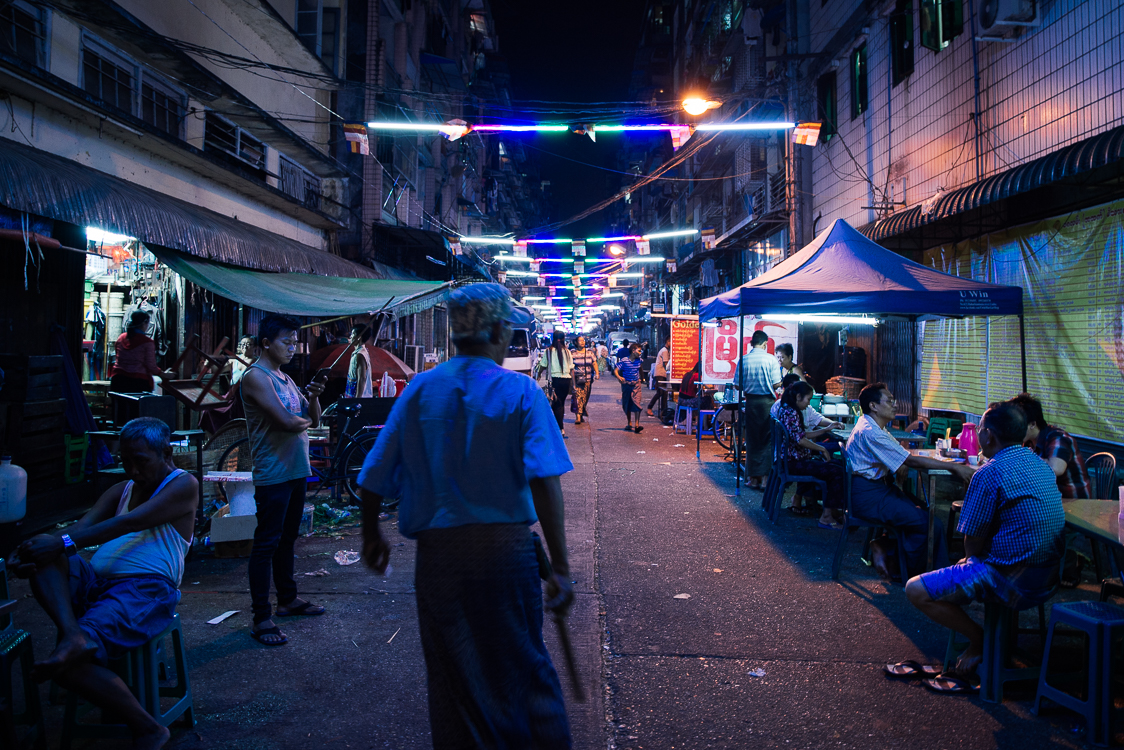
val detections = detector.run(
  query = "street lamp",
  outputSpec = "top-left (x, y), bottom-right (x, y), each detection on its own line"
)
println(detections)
top-left (682, 97), bottom-right (720, 116)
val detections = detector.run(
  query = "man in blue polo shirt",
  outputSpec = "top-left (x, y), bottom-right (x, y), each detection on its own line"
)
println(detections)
top-left (358, 283), bottom-right (574, 749)
top-left (905, 401), bottom-right (1065, 684)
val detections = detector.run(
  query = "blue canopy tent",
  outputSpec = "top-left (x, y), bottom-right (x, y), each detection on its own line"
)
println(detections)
top-left (696, 218), bottom-right (1026, 491)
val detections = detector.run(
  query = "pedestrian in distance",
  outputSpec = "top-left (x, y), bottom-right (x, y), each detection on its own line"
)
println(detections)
top-left (358, 283), bottom-right (575, 750)
top-left (344, 322), bottom-right (373, 398)
top-left (616, 342), bottom-right (645, 433)
top-left (570, 335), bottom-right (598, 426)
top-left (733, 330), bottom-right (783, 489)
top-left (646, 336), bottom-right (671, 417)
top-left (240, 314), bottom-right (328, 646)
top-left (536, 331), bottom-right (574, 437)
top-left (10, 417), bottom-right (198, 750)
top-left (109, 310), bottom-right (175, 394)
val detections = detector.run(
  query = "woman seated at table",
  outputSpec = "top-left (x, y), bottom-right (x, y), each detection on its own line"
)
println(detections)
top-left (776, 381), bottom-right (846, 527)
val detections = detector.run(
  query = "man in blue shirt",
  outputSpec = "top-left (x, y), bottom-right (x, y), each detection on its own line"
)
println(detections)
top-left (359, 283), bottom-right (575, 749)
top-left (905, 402), bottom-right (1065, 682)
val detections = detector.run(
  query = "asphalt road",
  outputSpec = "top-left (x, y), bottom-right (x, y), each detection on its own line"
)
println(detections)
top-left (4, 376), bottom-right (1111, 749)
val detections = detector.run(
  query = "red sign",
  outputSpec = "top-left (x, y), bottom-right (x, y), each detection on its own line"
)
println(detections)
top-left (669, 319), bottom-right (701, 380)
top-left (701, 318), bottom-right (799, 384)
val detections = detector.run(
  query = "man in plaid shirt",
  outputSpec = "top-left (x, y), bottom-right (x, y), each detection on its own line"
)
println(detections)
top-left (905, 401), bottom-right (1065, 678)
top-left (1009, 393), bottom-right (1092, 498)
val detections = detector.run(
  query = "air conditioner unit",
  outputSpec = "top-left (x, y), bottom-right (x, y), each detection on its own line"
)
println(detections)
top-left (979, 0), bottom-right (1037, 36)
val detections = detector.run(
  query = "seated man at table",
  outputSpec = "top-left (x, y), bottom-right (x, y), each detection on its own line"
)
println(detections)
top-left (10, 417), bottom-right (198, 750)
top-left (846, 383), bottom-right (975, 579)
top-left (905, 402), bottom-right (1065, 681)
top-left (1008, 392), bottom-right (1092, 499)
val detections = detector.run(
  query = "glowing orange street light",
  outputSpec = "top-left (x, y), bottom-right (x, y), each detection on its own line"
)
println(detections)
top-left (682, 97), bottom-right (721, 116)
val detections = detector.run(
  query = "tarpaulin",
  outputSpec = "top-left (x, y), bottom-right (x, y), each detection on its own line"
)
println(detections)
top-left (150, 246), bottom-right (452, 318)
top-left (698, 219), bottom-right (1024, 320)
top-left (920, 197), bottom-right (1124, 444)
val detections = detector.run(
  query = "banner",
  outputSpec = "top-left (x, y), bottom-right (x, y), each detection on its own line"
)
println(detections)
top-left (700, 316), bottom-right (799, 384)
top-left (572, 240), bottom-right (586, 257)
top-left (343, 124), bottom-right (369, 155)
top-left (669, 318), bottom-right (701, 380)
top-left (920, 197), bottom-right (1124, 443)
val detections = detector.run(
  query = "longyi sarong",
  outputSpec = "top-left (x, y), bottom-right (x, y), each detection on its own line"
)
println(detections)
top-left (620, 380), bottom-right (643, 415)
top-left (744, 394), bottom-right (775, 476)
top-left (415, 523), bottom-right (571, 750)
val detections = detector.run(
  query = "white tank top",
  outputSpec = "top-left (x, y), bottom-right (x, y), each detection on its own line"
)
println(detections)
top-left (91, 469), bottom-right (192, 587)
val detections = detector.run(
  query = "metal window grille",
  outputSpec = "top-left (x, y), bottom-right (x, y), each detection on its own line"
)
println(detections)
top-left (0, 0), bottom-right (46, 68)
top-left (204, 112), bottom-right (265, 171)
top-left (141, 80), bottom-right (183, 138)
top-left (83, 49), bottom-right (134, 112)
top-left (280, 155), bottom-right (322, 210)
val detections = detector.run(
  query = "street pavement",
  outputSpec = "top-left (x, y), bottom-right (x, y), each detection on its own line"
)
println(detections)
top-left (6, 376), bottom-right (1109, 748)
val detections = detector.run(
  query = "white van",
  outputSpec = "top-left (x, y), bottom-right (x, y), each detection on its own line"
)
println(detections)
top-left (501, 305), bottom-right (538, 376)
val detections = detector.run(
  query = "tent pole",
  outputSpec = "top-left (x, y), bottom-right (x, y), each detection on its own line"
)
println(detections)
top-left (697, 319), bottom-right (702, 460)
top-left (736, 312), bottom-right (744, 496)
top-left (1019, 313), bottom-right (1028, 392)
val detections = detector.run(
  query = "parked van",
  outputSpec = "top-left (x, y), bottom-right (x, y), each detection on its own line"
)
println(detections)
top-left (502, 305), bottom-right (538, 376)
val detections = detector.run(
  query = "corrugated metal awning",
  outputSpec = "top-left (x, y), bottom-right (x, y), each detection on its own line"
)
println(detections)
top-left (0, 138), bottom-right (377, 278)
top-left (859, 123), bottom-right (1124, 242)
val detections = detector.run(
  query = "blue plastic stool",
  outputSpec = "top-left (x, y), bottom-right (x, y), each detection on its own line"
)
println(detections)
top-left (61, 613), bottom-right (194, 749)
top-left (0, 558), bottom-right (45, 750)
top-left (946, 601), bottom-right (1044, 703)
top-left (1033, 601), bottom-right (1124, 746)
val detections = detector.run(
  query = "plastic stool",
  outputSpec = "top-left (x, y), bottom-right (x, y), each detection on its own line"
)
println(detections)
top-left (945, 601), bottom-right (1044, 703)
top-left (61, 614), bottom-right (194, 749)
top-left (0, 630), bottom-right (45, 750)
top-left (674, 405), bottom-right (713, 435)
top-left (1033, 601), bottom-right (1124, 746)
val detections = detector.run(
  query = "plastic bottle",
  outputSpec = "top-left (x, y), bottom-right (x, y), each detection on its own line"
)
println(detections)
top-left (0, 456), bottom-right (28, 523)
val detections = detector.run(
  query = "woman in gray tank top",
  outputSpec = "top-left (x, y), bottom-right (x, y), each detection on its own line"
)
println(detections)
top-left (240, 315), bottom-right (327, 646)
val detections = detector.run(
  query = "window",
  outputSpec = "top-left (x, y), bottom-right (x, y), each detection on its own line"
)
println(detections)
top-left (920, 0), bottom-right (963, 52)
top-left (0, 0), bottom-right (47, 68)
top-left (816, 72), bottom-right (837, 142)
top-left (296, 0), bottom-right (322, 55)
top-left (850, 43), bottom-right (868, 120)
top-left (83, 48), bottom-right (134, 112)
top-left (280, 155), bottom-right (322, 209)
top-left (141, 77), bottom-right (184, 138)
top-left (890, 2), bottom-right (914, 86)
top-left (296, 0), bottom-right (340, 72)
top-left (204, 112), bottom-right (265, 171)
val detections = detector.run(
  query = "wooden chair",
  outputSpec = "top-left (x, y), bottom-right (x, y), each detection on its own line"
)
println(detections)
top-left (162, 335), bottom-right (232, 411)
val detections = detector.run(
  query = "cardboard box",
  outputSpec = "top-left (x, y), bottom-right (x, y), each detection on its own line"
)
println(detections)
top-left (209, 504), bottom-right (258, 543)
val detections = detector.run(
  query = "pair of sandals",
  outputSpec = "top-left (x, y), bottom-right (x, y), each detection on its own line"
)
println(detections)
top-left (626, 424), bottom-right (644, 433)
top-left (251, 599), bottom-right (326, 647)
top-left (883, 661), bottom-right (980, 694)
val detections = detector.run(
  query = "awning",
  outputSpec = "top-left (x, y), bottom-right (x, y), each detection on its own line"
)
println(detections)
top-left (151, 246), bottom-right (452, 318)
top-left (0, 137), bottom-right (378, 278)
top-left (859, 123), bottom-right (1124, 243)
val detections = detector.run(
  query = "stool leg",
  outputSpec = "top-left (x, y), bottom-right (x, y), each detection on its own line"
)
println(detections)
top-left (1093, 622), bottom-right (1111, 746)
top-left (19, 644), bottom-right (45, 750)
top-left (981, 605), bottom-right (1004, 704)
top-left (1032, 616), bottom-right (1058, 716)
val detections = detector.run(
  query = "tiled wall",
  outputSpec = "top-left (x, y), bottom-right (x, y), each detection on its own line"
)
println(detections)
top-left (808, 0), bottom-right (1124, 230)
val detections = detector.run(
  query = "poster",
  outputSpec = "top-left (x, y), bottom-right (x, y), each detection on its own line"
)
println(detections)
top-left (920, 197), bottom-right (1124, 443)
top-left (700, 317), bottom-right (799, 384)
top-left (669, 318), bottom-right (700, 379)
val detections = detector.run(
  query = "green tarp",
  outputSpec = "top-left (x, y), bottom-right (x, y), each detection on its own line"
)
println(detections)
top-left (152, 246), bottom-right (452, 317)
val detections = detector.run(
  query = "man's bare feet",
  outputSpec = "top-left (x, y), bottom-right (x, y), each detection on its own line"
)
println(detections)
top-left (133, 724), bottom-right (171, 750)
top-left (951, 645), bottom-right (983, 676)
top-left (32, 632), bottom-right (97, 683)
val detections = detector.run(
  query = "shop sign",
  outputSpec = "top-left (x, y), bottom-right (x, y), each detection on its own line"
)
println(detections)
top-left (700, 317), bottom-right (799, 384)
top-left (669, 318), bottom-right (701, 379)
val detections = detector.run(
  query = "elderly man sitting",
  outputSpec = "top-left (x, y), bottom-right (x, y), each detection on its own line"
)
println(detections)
top-left (11, 417), bottom-right (198, 750)
top-left (904, 402), bottom-right (1065, 691)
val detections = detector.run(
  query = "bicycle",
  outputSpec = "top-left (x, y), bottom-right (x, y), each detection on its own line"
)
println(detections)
top-left (216, 402), bottom-right (382, 504)
top-left (711, 392), bottom-right (741, 452)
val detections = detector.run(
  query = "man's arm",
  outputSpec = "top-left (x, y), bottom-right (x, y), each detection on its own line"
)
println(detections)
top-left (241, 368), bottom-right (311, 432)
top-left (962, 534), bottom-right (990, 560)
top-left (903, 454), bottom-right (976, 484)
top-left (530, 475), bottom-right (572, 616)
top-left (360, 487), bottom-right (390, 573)
top-left (1045, 457), bottom-right (1067, 478)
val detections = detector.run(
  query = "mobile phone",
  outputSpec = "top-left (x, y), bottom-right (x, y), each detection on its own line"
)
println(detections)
top-left (313, 368), bottom-right (332, 383)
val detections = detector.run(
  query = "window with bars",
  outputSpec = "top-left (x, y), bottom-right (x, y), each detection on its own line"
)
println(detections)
top-left (0, 0), bottom-right (47, 68)
top-left (920, 0), bottom-right (963, 52)
top-left (816, 72), bottom-right (837, 142)
top-left (141, 79), bottom-right (184, 138)
top-left (280, 154), bottom-right (322, 209)
top-left (83, 48), bottom-right (134, 112)
top-left (850, 43), bottom-right (868, 120)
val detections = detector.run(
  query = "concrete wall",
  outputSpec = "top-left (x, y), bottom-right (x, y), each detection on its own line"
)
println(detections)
top-left (808, 0), bottom-right (1124, 228)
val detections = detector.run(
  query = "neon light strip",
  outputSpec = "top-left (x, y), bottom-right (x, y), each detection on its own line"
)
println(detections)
top-left (622, 257), bottom-right (668, 263)
top-left (594, 125), bottom-right (678, 132)
top-left (366, 122), bottom-right (447, 131)
top-left (696, 122), bottom-right (796, 131)
top-left (642, 229), bottom-right (699, 240)
top-left (472, 124), bottom-right (570, 132)
top-left (495, 255), bottom-right (533, 262)
top-left (525, 238), bottom-right (573, 244)
top-left (587, 235), bottom-right (642, 242)
top-left (503, 271), bottom-right (539, 277)
top-left (460, 237), bottom-right (516, 244)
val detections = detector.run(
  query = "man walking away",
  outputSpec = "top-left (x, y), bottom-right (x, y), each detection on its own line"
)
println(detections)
top-left (647, 336), bottom-right (671, 417)
top-left (11, 417), bottom-right (198, 750)
top-left (240, 315), bottom-right (327, 646)
top-left (359, 283), bottom-right (575, 749)
top-left (733, 330), bottom-right (783, 489)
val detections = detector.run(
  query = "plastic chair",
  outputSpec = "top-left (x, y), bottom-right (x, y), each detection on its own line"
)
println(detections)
top-left (924, 418), bottom-right (962, 448)
top-left (1033, 600), bottom-right (1124, 745)
top-left (945, 600), bottom-right (1048, 704)
top-left (761, 418), bottom-right (827, 522)
top-left (0, 559), bottom-right (46, 750)
top-left (61, 613), bottom-right (193, 749)
top-left (673, 403), bottom-right (714, 436)
top-left (63, 434), bottom-right (89, 484)
top-left (1085, 452), bottom-right (1118, 500)
top-left (830, 459), bottom-right (911, 584)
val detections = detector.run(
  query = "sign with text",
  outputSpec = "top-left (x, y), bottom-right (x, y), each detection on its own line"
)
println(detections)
top-left (700, 317), bottom-right (799, 384)
top-left (669, 318), bottom-right (701, 380)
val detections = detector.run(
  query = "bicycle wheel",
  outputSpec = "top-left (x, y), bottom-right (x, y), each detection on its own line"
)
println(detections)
top-left (713, 416), bottom-right (732, 450)
top-left (341, 430), bottom-right (380, 503)
top-left (213, 437), bottom-right (251, 504)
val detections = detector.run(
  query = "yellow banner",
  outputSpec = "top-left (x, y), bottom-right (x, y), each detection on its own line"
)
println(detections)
top-left (920, 198), bottom-right (1124, 443)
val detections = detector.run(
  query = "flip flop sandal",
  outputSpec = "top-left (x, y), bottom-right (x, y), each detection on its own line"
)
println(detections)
top-left (250, 626), bottom-right (288, 646)
top-left (922, 674), bottom-right (980, 694)
top-left (634, 425), bottom-right (644, 434)
top-left (276, 600), bottom-right (326, 617)
top-left (789, 505), bottom-right (812, 517)
top-left (883, 661), bottom-right (942, 678)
